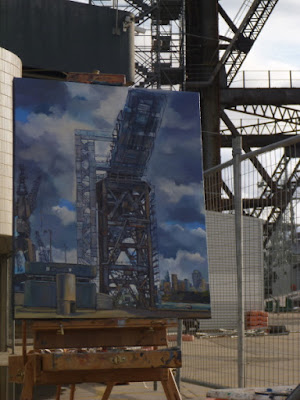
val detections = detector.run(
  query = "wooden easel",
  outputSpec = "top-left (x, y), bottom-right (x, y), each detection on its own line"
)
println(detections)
top-left (9, 318), bottom-right (182, 400)
top-left (10, 73), bottom-right (181, 399)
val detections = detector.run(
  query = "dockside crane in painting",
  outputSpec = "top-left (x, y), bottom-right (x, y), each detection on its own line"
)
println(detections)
top-left (76, 90), bottom-right (166, 309)
top-left (35, 231), bottom-right (50, 263)
top-left (15, 165), bottom-right (41, 266)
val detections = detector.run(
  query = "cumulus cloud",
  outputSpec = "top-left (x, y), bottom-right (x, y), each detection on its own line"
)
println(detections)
top-left (52, 247), bottom-right (77, 264)
top-left (162, 105), bottom-right (200, 132)
top-left (157, 222), bottom-right (208, 259)
top-left (159, 249), bottom-right (208, 282)
top-left (156, 178), bottom-right (200, 204)
top-left (92, 87), bottom-right (128, 126)
top-left (52, 205), bottom-right (76, 226)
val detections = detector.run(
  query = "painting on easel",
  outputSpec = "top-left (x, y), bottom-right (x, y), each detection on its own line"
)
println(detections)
top-left (13, 78), bottom-right (210, 319)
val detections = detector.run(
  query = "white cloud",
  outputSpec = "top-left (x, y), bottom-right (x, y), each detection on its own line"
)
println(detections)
top-left (160, 222), bottom-right (206, 238)
top-left (92, 87), bottom-right (128, 126)
top-left (220, 0), bottom-right (300, 72)
top-left (159, 249), bottom-right (207, 281)
top-left (156, 177), bottom-right (201, 204)
top-left (52, 205), bottom-right (76, 226)
top-left (52, 246), bottom-right (77, 264)
top-left (161, 105), bottom-right (199, 131)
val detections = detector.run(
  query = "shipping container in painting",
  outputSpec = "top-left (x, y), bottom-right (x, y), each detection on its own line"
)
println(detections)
top-left (13, 78), bottom-right (210, 319)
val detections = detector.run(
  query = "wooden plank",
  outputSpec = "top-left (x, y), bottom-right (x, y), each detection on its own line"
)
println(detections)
top-left (42, 349), bottom-right (181, 371)
top-left (20, 356), bottom-right (34, 400)
top-left (33, 368), bottom-right (169, 385)
top-left (22, 320), bottom-right (27, 365)
top-left (102, 382), bottom-right (115, 400)
top-left (9, 355), bottom-right (41, 384)
top-left (70, 384), bottom-right (76, 400)
top-left (161, 370), bottom-right (182, 400)
top-left (56, 386), bottom-right (61, 400)
top-left (34, 327), bottom-right (167, 349)
top-left (66, 72), bottom-right (126, 85)
top-left (32, 318), bottom-right (178, 332)
top-left (9, 355), bottom-right (25, 384)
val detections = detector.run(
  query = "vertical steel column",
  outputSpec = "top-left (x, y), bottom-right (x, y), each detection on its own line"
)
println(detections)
top-left (75, 132), bottom-right (98, 266)
top-left (232, 136), bottom-right (245, 388)
top-left (185, 0), bottom-right (221, 170)
top-left (98, 180), bottom-right (109, 294)
top-left (145, 185), bottom-right (155, 307)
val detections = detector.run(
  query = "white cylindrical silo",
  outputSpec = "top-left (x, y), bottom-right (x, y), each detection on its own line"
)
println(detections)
top-left (0, 47), bottom-right (22, 240)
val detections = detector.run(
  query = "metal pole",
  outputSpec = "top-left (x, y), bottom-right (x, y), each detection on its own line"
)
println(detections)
top-left (232, 136), bottom-right (245, 388)
top-left (12, 320), bottom-right (15, 354)
top-left (176, 319), bottom-right (183, 390)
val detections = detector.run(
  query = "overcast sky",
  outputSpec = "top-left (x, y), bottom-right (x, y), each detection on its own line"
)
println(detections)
top-left (220, 0), bottom-right (300, 71)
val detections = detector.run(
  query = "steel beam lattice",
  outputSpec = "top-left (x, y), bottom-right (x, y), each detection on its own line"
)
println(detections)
top-left (220, 0), bottom-right (279, 86)
top-left (96, 90), bottom-right (166, 307)
top-left (75, 131), bottom-right (100, 267)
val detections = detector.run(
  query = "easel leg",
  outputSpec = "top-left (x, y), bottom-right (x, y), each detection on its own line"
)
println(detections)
top-left (56, 385), bottom-right (61, 400)
top-left (70, 384), bottom-right (76, 400)
top-left (20, 358), bottom-right (34, 400)
top-left (101, 382), bottom-right (116, 400)
top-left (161, 370), bottom-right (182, 400)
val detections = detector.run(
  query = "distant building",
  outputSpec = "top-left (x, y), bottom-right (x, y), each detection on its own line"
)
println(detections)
top-left (163, 281), bottom-right (171, 294)
top-left (171, 274), bottom-right (178, 291)
top-left (192, 270), bottom-right (202, 289)
top-left (184, 279), bottom-right (189, 291)
top-left (178, 281), bottom-right (186, 292)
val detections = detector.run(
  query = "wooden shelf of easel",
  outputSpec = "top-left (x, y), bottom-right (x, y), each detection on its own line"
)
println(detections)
top-left (9, 318), bottom-right (182, 400)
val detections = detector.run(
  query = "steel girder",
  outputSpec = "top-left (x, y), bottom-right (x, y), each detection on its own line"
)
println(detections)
top-left (227, 104), bottom-right (300, 123)
top-left (221, 120), bottom-right (300, 137)
top-left (97, 178), bottom-right (157, 308)
top-left (219, 0), bottom-right (279, 86)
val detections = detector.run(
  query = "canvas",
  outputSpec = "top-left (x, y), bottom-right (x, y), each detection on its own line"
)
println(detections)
top-left (13, 77), bottom-right (210, 319)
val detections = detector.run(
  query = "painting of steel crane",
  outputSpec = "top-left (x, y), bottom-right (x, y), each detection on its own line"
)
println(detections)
top-left (13, 78), bottom-right (210, 318)
top-left (96, 90), bottom-right (166, 309)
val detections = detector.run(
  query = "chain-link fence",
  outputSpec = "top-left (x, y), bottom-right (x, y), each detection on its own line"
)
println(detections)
top-left (173, 135), bottom-right (300, 389)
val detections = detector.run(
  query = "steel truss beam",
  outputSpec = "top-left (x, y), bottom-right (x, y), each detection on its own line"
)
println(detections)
top-left (221, 120), bottom-right (300, 136)
top-left (221, 135), bottom-right (299, 148)
top-left (97, 178), bottom-right (157, 308)
top-left (219, 0), bottom-right (279, 86)
top-left (263, 159), bottom-right (300, 246)
top-left (227, 104), bottom-right (300, 123)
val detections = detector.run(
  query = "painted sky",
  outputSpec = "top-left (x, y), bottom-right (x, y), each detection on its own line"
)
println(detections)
top-left (14, 79), bottom-right (208, 284)
top-left (14, 78), bottom-right (128, 263)
top-left (144, 90), bottom-right (208, 283)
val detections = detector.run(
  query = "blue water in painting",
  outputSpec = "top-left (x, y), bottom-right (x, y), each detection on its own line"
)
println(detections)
top-left (158, 302), bottom-right (210, 310)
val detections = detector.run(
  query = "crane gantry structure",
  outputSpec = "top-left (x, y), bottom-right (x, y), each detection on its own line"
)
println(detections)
top-left (79, 0), bottom-right (299, 244)
top-left (75, 89), bottom-right (166, 308)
